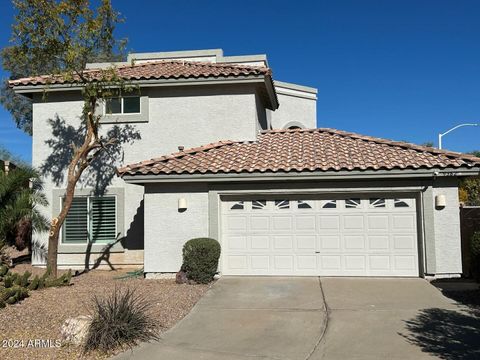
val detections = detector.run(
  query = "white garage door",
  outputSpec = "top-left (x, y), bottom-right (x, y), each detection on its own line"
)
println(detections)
top-left (221, 196), bottom-right (419, 277)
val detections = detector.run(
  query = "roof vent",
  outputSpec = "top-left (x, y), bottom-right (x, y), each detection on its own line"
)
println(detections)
top-left (178, 145), bottom-right (185, 151)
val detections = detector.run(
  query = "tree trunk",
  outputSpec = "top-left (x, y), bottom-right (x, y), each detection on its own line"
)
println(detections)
top-left (46, 101), bottom-right (97, 278)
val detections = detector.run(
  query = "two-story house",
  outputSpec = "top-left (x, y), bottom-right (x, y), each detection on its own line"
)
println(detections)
top-left (10, 49), bottom-right (480, 278)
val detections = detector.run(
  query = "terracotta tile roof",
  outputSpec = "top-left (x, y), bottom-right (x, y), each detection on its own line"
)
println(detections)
top-left (118, 128), bottom-right (480, 176)
top-left (8, 60), bottom-right (272, 87)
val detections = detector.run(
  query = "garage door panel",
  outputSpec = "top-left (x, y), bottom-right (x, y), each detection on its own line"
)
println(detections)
top-left (251, 255), bottom-right (269, 270)
top-left (344, 255), bottom-right (366, 270)
top-left (273, 235), bottom-right (293, 249)
top-left (318, 216), bottom-right (340, 230)
top-left (344, 235), bottom-right (365, 249)
top-left (392, 215), bottom-right (415, 230)
top-left (274, 255), bottom-right (294, 270)
top-left (296, 235), bottom-right (316, 250)
top-left (393, 235), bottom-right (416, 250)
top-left (227, 236), bottom-right (247, 250)
top-left (251, 235), bottom-right (269, 249)
top-left (368, 235), bottom-right (390, 250)
top-left (297, 255), bottom-right (317, 270)
top-left (320, 235), bottom-right (341, 249)
top-left (343, 215), bottom-right (364, 230)
top-left (222, 197), bottom-right (419, 277)
top-left (367, 215), bottom-right (389, 230)
top-left (250, 216), bottom-right (270, 231)
top-left (295, 216), bottom-right (316, 230)
top-left (272, 216), bottom-right (293, 231)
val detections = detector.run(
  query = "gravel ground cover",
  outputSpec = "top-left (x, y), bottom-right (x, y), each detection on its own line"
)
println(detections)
top-left (0, 265), bottom-right (210, 359)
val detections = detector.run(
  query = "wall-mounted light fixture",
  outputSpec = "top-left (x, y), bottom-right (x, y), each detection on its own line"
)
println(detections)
top-left (178, 198), bottom-right (187, 212)
top-left (435, 194), bottom-right (446, 209)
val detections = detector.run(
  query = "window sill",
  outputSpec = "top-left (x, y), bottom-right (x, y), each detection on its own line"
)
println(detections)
top-left (58, 242), bottom-right (125, 254)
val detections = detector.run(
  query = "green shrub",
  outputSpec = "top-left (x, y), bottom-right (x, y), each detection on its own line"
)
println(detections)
top-left (471, 231), bottom-right (480, 279)
top-left (181, 238), bottom-right (221, 284)
top-left (83, 287), bottom-right (159, 353)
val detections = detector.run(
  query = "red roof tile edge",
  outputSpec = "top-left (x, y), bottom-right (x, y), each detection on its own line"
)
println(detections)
top-left (117, 128), bottom-right (480, 176)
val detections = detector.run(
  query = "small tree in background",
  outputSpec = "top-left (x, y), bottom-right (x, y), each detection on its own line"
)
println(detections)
top-left (1, 0), bottom-right (134, 277)
top-left (459, 151), bottom-right (480, 206)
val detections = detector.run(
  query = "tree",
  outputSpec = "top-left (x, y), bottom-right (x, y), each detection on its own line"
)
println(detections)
top-left (2, 0), bottom-right (131, 276)
top-left (459, 150), bottom-right (480, 205)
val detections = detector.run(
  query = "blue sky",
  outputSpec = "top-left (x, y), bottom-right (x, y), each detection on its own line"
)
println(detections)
top-left (1, 0), bottom-right (479, 163)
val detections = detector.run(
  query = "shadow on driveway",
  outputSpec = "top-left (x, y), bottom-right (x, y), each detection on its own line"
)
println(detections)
top-left (403, 307), bottom-right (480, 360)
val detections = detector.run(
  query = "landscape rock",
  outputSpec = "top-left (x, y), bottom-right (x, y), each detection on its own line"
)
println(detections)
top-left (60, 315), bottom-right (91, 345)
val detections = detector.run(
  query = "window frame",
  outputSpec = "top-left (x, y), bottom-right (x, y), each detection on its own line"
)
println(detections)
top-left (53, 188), bottom-right (125, 253)
top-left (62, 195), bottom-right (118, 245)
top-left (104, 96), bottom-right (141, 115)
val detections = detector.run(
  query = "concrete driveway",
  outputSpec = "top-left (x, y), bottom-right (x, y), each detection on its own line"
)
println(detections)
top-left (116, 277), bottom-right (479, 360)
top-left (116, 277), bottom-right (327, 360)
top-left (311, 278), bottom-right (472, 360)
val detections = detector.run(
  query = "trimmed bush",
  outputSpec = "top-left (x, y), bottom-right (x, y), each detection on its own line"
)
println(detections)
top-left (83, 287), bottom-right (159, 353)
top-left (181, 238), bottom-right (221, 284)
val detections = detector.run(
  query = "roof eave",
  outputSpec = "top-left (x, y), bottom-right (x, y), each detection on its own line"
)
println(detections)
top-left (10, 74), bottom-right (274, 95)
top-left (120, 166), bottom-right (480, 184)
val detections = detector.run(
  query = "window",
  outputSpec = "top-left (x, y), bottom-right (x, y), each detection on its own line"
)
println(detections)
top-left (252, 200), bottom-right (267, 210)
top-left (369, 198), bottom-right (386, 208)
top-left (394, 199), bottom-right (410, 208)
top-left (105, 96), bottom-right (140, 115)
top-left (322, 200), bottom-right (337, 209)
top-left (345, 198), bottom-right (361, 208)
top-left (275, 200), bottom-right (290, 209)
top-left (63, 196), bottom-right (116, 244)
top-left (297, 200), bottom-right (312, 209)
top-left (230, 201), bottom-right (244, 210)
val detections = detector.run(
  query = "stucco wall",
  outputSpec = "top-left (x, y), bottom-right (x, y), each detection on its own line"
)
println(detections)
top-left (140, 178), bottom-right (462, 277)
top-left (270, 82), bottom-right (317, 129)
top-left (144, 184), bottom-right (209, 273)
top-left (30, 83), bottom-right (263, 267)
top-left (431, 178), bottom-right (462, 275)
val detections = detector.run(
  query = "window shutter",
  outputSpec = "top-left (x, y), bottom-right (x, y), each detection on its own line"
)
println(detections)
top-left (90, 196), bottom-right (116, 243)
top-left (63, 197), bottom-right (88, 243)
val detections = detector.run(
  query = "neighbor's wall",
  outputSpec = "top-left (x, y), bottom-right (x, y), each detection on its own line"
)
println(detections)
top-left (430, 178), bottom-right (462, 276)
top-left (270, 81), bottom-right (317, 129)
top-left (143, 183), bottom-right (209, 273)
top-left (30, 83), bottom-right (262, 268)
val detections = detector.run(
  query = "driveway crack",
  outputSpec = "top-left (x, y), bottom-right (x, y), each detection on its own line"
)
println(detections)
top-left (305, 277), bottom-right (330, 360)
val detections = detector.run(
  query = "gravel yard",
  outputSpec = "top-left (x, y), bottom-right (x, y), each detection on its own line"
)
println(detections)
top-left (0, 265), bottom-right (210, 359)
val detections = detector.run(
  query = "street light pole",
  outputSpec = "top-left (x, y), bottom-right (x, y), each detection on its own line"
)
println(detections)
top-left (438, 123), bottom-right (478, 149)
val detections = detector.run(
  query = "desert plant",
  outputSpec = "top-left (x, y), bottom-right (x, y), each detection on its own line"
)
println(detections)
top-left (0, 166), bottom-right (49, 251)
top-left (83, 287), bottom-right (159, 353)
top-left (181, 238), bottom-right (221, 284)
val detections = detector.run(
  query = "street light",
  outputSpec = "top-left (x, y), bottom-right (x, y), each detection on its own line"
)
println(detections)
top-left (438, 123), bottom-right (478, 149)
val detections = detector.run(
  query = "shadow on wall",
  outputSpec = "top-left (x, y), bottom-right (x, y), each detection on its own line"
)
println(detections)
top-left (40, 115), bottom-right (141, 195)
top-left (402, 307), bottom-right (480, 359)
top-left (125, 200), bottom-right (144, 250)
top-left (40, 115), bottom-right (143, 270)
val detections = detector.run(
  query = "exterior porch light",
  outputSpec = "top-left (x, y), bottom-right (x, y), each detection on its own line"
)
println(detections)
top-left (178, 198), bottom-right (187, 211)
top-left (435, 194), bottom-right (446, 208)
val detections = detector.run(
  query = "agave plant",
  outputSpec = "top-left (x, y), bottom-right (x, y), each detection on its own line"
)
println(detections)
top-left (0, 166), bottom-right (49, 251)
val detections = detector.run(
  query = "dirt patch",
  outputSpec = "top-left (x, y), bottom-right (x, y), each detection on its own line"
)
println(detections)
top-left (0, 265), bottom-right (210, 359)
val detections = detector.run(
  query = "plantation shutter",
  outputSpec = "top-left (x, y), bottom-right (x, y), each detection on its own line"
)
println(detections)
top-left (90, 196), bottom-right (116, 243)
top-left (63, 197), bottom-right (88, 243)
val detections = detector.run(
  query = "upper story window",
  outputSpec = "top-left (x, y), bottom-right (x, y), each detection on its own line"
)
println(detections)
top-left (105, 96), bottom-right (141, 115)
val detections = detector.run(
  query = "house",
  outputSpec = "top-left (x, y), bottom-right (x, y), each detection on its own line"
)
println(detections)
top-left (9, 49), bottom-right (480, 278)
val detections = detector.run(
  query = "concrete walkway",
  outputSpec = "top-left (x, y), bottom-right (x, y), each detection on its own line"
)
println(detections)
top-left (115, 277), bottom-right (327, 360)
top-left (311, 278), bottom-right (467, 360)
